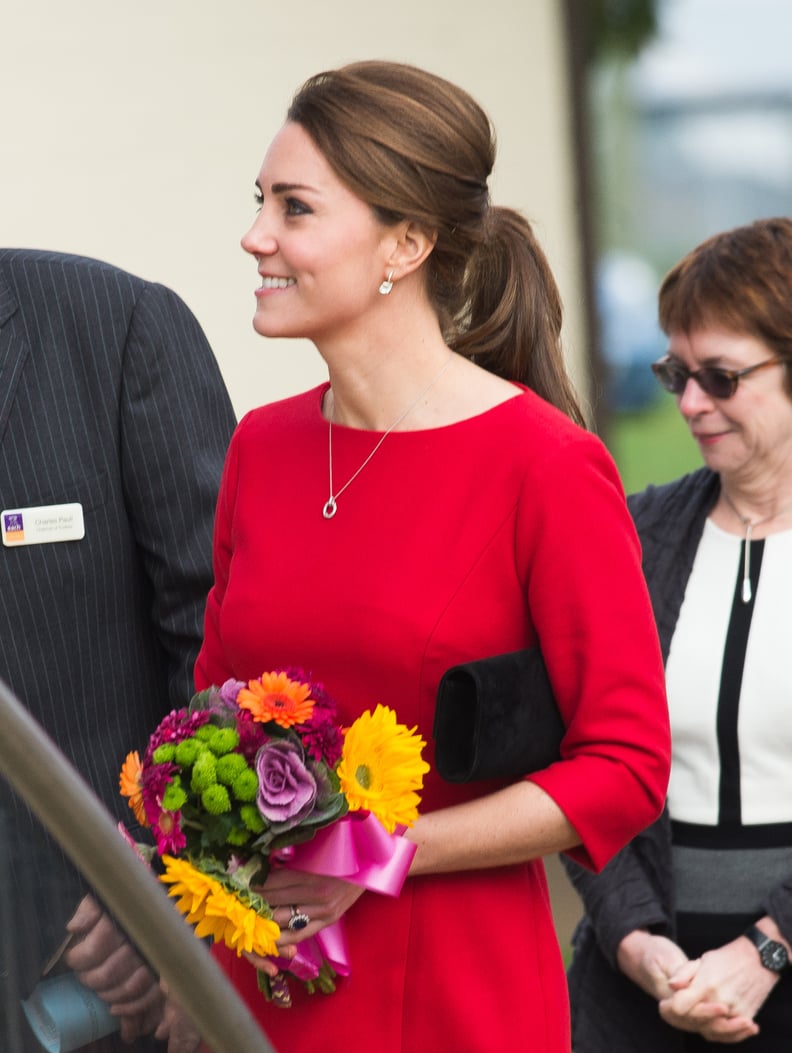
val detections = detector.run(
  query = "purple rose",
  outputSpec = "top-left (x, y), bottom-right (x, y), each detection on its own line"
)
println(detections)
top-left (255, 740), bottom-right (317, 825)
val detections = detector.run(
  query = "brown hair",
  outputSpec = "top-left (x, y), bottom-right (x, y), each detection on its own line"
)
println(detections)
top-left (287, 61), bottom-right (585, 426)
top-left (659, 217), bottom-right (792, 396)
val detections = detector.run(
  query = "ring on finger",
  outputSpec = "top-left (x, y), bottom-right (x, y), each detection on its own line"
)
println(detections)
top-left (288, 905), bottom-right (311, 931)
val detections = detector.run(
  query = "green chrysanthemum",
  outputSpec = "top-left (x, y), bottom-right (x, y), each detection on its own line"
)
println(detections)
top-left (152, 743), bottom-right (177, 764)
top-left (215, 753), bottom-right (247, 785)
top-left (205, 727), bottom-right (240, 756)
top-left (161, 777), bottom-right (188, 812)
top-left (191, 751), bottom-right (217, 792)
top-left (240, 804), bottom-right (266, 833)
top-left (232, 769), bottom-right (259, 802)
top-left (175, 737), bottom-right (203, 766)
top-left (201, 784), bottom-right (231, 815)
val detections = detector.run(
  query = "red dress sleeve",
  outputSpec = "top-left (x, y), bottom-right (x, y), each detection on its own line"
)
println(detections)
top-left (521, 428), bottom-right (670, 871)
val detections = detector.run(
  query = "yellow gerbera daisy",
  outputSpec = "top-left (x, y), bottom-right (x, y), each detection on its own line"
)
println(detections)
top-left (119, 751), bottom-right (147, 826)
top-left (159, 856), bottom-right (280, 958)
top-left (338, 704), bottom-right (429, 833)
top-left (200, 887), bottom-right (280, 958)
top-left (159, 855), bottom-right (220, 923)
top-left (237, 671), bottom-right (314, 728)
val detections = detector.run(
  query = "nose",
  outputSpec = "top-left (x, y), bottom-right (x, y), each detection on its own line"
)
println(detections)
top-left (241, 211), bottom-right (277, 258)
top-left (677, 375), bottom-right (715, 418)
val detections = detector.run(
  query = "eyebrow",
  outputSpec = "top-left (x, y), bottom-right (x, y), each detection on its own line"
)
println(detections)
top-left (267, 181), bottom-right (318, 195)
top-left (666, 350), bottom-right (732, 367)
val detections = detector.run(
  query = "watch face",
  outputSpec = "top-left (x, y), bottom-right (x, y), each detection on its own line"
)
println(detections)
top-left (761, 941), bottom-right (789, 972)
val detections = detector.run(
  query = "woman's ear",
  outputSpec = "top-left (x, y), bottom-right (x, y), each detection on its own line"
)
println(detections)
top-left (385, 221), bottom-right (438, 280)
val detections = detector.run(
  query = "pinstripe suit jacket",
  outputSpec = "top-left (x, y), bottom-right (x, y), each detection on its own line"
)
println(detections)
top-left (0, 249), bottom-right (236, 1046)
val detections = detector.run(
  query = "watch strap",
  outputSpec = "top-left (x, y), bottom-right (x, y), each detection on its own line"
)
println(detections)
top-left (744, 924), bottom-right (790, 973)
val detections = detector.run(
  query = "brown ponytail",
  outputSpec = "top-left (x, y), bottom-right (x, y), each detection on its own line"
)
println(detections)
top-left (452, 207), bottom-right (585, 425)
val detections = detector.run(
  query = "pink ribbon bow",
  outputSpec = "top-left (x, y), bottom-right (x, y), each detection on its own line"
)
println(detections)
top-left (271, 811), bottom-right (416, 980)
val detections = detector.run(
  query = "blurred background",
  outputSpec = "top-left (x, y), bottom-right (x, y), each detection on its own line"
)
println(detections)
top-left (587, 0), bottom-right (792, 490)
top-left (3, 0), bottom-right (792, 960)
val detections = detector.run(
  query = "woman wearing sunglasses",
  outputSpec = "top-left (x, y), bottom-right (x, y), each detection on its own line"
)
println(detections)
top-left (565, 216), bottom-right (792, 1052)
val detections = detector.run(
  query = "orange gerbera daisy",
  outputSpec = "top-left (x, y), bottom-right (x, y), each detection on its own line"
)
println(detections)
top-left (237, 671), bottom-right (315, 729)
top-left (119, 751), bottom-right (147, 826)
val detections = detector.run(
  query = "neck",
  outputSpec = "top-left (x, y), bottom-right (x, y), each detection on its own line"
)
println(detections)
top-left (317, 293), bottom-right (450, 429)
top-left (721, 486), bottom-right (792, 532)
top-left (325, 344), bottom-right (455, 431)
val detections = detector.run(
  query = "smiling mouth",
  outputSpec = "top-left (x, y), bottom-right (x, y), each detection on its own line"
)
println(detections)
top-left (693, 431), bottom-right (725, 443)
top-left (260, 276), bottom-right (296, 290)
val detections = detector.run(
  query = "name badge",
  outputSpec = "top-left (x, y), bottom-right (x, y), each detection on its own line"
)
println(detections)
top-left (1, 503), bottom-right (85, 546)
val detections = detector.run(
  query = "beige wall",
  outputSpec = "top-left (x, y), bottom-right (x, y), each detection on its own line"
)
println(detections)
top-left (2, 0), bottom-right (585, 417)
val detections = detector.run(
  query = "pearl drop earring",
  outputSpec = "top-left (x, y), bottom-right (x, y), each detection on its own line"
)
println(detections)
top-left (378, 270), bottom-right (394, 295)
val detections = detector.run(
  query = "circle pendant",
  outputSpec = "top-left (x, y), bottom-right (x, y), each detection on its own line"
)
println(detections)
top-left (322, 497), bottom-right (337, 520)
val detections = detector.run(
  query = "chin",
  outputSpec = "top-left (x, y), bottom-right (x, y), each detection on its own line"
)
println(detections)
top-left (700, 448), bottom-right (740, 476)
top-left (252, 315), bottom-right (291, 339)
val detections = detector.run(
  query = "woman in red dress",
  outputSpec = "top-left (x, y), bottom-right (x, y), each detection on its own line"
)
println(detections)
top-left (194, 61), bottom-right (670, 1053)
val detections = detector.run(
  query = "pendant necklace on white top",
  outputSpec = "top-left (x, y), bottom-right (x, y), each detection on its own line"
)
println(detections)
top-left (721, 490), bottom-right (792, 603)
top-left (322, 356), bottom-right (453, 520)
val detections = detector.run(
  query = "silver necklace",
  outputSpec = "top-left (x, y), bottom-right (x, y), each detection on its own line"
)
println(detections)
top-left (721, 490), bottom-right (792, 603)
top-left (322, 357), bottom-right (453, 519)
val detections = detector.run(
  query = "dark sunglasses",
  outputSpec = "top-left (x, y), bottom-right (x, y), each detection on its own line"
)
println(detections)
top-left (651, 356), bottom-right (782, 399)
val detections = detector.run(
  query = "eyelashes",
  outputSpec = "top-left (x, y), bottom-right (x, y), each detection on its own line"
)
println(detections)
top-left (284, 197), bottom-right (312, 217)
top-left (251, 189), bottom-right (312, 217)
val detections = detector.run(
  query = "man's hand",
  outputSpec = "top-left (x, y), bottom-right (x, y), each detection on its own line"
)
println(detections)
top-left (155, 983), bottom-right (203, 1053)
top-left (63, 895), bottom-right (164, 1042)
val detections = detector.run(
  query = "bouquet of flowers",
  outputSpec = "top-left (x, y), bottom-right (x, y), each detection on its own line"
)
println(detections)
top-left (119, 670), bottom-right (429, 1006)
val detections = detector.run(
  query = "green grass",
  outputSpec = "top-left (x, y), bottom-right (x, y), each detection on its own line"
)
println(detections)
top-left (606, 394), bottom-right (701, 495)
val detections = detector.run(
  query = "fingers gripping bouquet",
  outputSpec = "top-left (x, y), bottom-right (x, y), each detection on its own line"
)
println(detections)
top-left (119, 671), bottom-right (429, 1006)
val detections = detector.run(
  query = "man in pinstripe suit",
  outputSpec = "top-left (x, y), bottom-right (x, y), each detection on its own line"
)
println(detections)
top-left (0, 249), bottom-right (236, 1050)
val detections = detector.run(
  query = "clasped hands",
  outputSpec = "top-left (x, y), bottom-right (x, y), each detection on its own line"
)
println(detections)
top-left (63, 894), bottom-right (200, 1052)
top-left (617, 929), bottom-right (780, 1043)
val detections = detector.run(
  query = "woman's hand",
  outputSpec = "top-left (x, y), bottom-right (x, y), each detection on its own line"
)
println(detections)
top-left (659, 936), bottom-right (773, 1042)
top-left (63, 895), bottom-right (165, 1041)
top-left (616, 929), bottom-right (691, 1000)
top-left (243, 867), bottom-right (364, 976)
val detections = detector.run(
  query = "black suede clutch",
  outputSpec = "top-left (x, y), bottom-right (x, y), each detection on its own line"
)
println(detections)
top-left (433, 648), bottom-right (565, 783)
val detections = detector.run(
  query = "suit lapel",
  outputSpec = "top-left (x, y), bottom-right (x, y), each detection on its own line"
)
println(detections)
top-left (0, 271), bottom-right (30, 447)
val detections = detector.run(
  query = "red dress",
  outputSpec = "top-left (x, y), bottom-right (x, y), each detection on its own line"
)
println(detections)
top-left (195, 384), bottom-right (669, 1053)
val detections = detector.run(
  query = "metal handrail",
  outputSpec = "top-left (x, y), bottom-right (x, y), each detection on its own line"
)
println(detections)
top-left (0, 677), bottom-right (277, 1053)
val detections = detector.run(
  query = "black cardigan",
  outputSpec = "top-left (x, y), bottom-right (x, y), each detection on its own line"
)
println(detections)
top-left (563, 467), bottom-right (717, 1052)
top-left (561, 467), bottom-right (791, 1050)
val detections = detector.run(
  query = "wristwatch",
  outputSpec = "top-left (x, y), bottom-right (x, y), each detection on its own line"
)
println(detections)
top-left (743, 924), bottom-right (791, 973)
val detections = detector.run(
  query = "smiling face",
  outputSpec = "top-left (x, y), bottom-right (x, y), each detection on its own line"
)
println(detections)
top-left (240, 122), bottom-right (395, 346)
top-left (668, 327), bottom-right (792, 483)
